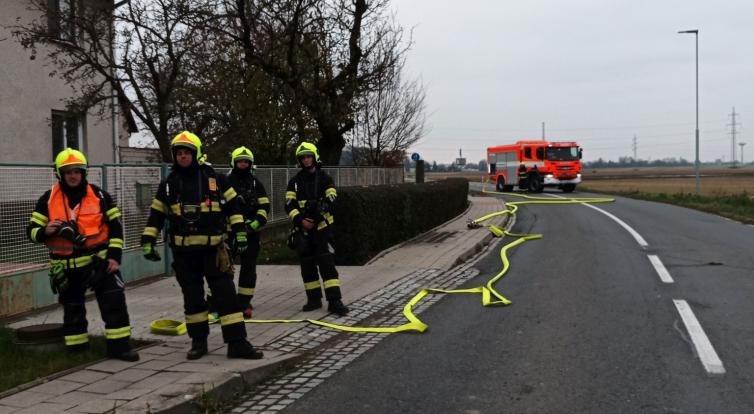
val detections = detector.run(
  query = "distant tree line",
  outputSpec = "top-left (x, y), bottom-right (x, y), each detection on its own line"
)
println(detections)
top-left (400, 159), bottom-right (488, 172)
top-left (12, 0), bottom-right (426, 165)
top-left (583, 157), bottom-right (693, 169)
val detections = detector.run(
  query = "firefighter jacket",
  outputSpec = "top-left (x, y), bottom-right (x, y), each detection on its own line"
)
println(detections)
top-left (227, 169), bottom-right (270, 229)
top-left (27, 182), bottom-right (124, 264)
top-left (141, 164), bottom-right (245, 250)
top-left (285, 168), bottom-right (337, 231)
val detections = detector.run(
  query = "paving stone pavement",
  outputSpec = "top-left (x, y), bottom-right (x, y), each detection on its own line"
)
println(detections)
top-left (1, 196), bottom-right (507, 413)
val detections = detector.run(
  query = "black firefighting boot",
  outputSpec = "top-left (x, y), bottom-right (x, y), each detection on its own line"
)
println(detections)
top-left (327, 299), bottom-right (350, 316)
top-left (302, 298), bottom-right (322, 312)
top-left (227, 339), bottom-right (264, 359)
top-left (187, 338), bottom-right (208, 360)
top-left (107, 349), bottom-right (140, 362)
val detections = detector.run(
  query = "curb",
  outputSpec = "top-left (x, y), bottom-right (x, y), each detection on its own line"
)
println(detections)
top-left (450, 201), bottom-right (512, 269)
top-left (154, 352), bottom-right (307, 414)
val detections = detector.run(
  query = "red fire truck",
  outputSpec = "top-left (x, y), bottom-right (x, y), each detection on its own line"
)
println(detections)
top-left (487, 140), bottom-right (582, 193)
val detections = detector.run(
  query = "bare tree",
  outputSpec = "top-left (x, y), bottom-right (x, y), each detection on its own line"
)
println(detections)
top-left (348, 66), bottom-right (426, 166)
top-left (12, 0), bottom-right (415, 165)
top-left (206, 0), bottom-right (408, 164)
top-left (168, 28), bottom-right (319, 164)
top-left (11, 0), bottom-right (209, 161)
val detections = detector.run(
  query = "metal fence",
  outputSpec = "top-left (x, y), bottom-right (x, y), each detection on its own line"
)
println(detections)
top-left (0, 164), bottom-right (403, 276)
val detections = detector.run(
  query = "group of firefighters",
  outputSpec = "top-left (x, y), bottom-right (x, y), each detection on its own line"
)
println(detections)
top-left (26, 131), bottom-right (349, 362)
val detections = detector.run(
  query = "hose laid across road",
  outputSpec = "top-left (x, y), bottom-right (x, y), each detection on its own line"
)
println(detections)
top-left (150, 183), bottom-right (614, 335)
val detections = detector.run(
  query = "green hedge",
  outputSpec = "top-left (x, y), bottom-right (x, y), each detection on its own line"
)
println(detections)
top-left (334, 178), bottom-right (469, 265)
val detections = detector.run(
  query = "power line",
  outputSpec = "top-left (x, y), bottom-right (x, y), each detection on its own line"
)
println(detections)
top-left (429, 119), bottom-right (728, 133)
top-left (586, 136), bottom-right (732, 151)
top-left (413, 128), bottom-right (730, 147)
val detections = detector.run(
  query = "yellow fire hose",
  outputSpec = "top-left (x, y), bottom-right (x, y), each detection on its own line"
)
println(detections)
top-left (150, 180), bottom-right (614, 336)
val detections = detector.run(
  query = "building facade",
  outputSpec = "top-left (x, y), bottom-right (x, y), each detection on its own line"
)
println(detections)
top-left (0, 0), bottom-right (129, 165)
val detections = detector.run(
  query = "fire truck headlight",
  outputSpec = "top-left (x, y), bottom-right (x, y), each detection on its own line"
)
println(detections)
top-left (577, 173), bottom-right (581, 178)
top-left (546, 174), bottom-right (553, 178)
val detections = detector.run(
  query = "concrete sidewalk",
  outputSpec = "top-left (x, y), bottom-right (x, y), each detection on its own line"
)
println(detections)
top-left (1, 196), bottom-right (507, 414)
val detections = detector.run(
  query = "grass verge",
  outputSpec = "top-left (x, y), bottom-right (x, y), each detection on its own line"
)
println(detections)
top-left (579, 187), bottom-right (754, 224)
top-left (0, 326), bottom-right (105, 393)
top-left (0, 326), bottom-right (148, 393)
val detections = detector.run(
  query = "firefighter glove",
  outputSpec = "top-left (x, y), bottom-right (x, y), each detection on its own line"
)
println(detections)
top-left (235, 231), bottom-right (248, 254)
top-left (143, 243), bottom-right (161, 261)
top-left (49, 262), bottom-right (67, 294)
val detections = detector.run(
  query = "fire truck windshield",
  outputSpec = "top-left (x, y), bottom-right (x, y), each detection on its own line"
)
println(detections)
top-left (545, 147), bottom-right (579, 161)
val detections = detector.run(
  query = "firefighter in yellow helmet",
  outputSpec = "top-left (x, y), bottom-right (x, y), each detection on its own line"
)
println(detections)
top-left (141, 132), bottom-right (263, 360)
top-left (26, 148), bottom-right (138, 361)
top-left (226, 146), bottom-right (270, 319)
top-left (284, 142), bottom-right (349, 315)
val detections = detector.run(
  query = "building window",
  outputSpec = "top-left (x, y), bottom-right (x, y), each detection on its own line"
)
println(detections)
top-left (47, 0), bottom-right (77, 41)
top-left (52, 111), bottom-right (84, 158)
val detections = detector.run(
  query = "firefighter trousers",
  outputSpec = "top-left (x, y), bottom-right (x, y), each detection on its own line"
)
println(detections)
top-left (295, 227), bottom-right (342, 302)
top-left (58, 266), bottom-right (132, 354)
top-left (172, 247), bottom-right (246, 343)
top-left (237, 232), bottom-right (260, 308)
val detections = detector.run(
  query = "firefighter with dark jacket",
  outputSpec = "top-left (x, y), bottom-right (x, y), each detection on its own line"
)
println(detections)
top-left (26, 148), bottom-right (138, 361)
top-left (141, 131), bottom-right (263, 360)
top-left (226, 146), bottom-right (270, 319)
top-left (285, 142), bottom-right (349, 316)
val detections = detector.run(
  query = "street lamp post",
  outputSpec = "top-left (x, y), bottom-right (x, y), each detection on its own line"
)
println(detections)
top-left (678, 29), bottom-right (699, 194)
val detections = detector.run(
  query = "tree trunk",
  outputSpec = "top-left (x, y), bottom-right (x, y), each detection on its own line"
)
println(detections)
top-left (157, 131), bottom-right (172, 163)
top-left (317, 121), bottom-right (345, 165)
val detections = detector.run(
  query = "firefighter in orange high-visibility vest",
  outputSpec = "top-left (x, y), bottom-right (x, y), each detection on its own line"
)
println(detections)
top-left (26, 148), bottom-right (138, 361)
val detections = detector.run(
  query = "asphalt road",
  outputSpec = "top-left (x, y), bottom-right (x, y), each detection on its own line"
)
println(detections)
top-left (281, 189), bottom-right (754, 414)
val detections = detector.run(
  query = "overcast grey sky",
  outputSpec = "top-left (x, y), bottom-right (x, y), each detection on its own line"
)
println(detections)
top-left (394, 0), bottom-right (754, 164)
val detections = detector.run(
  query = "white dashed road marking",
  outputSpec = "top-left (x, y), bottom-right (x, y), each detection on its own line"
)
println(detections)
top-left (673, 299), bottom-right (726, 375)
top-left (647, 254), bottom-right (674, 284)
top-left (546, 192), bottom-right (725, 375)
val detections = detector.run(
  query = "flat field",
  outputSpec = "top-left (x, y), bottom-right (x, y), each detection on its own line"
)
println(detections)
top-left (581, 166), bottom-right (754, 196)
top-left (426, 167), bottom-right (754, 196)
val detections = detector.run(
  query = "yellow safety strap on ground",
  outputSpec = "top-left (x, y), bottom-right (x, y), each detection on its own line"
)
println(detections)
top-left (150, 319), bottom-right (188, 335)
top-left (149, 180), bottom-right (614, 336)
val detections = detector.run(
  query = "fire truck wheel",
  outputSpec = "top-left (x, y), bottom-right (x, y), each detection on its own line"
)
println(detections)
top-left (528, 174), bottom-right (544, 193)
top-left (562, 184), bottom-right (576, 193)
top-left (496, 177), bottom-right (506, 192)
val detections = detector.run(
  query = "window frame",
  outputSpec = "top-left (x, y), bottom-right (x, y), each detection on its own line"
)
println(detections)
top-left (52, 110), bottom-right (85, 158)
top-left (47, 0), bottom-right (78, 41)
